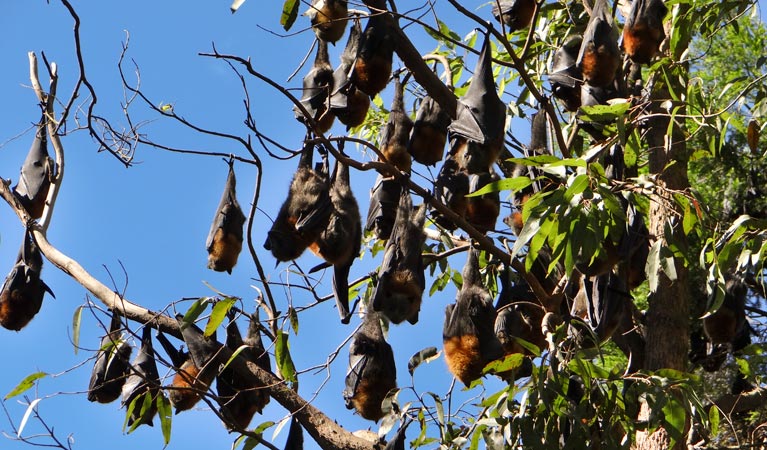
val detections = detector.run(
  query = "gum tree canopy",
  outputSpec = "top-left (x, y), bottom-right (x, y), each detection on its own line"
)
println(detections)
top-left (1, 1), bottom-right (767, 450)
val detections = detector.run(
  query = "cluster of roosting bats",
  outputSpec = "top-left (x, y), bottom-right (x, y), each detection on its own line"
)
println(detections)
top-left (0, 0), bottom-right (755, 445)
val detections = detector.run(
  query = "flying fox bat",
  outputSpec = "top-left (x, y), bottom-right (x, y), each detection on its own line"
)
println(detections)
top-left (577, 0), bottom-right (621, 87)
top-left (622, 0), bottom-right (667, 64)
top-left (379, 77), bottom-right (414, 173)
top-left (443, 248), bottom-right (503, 385)
top-left (217, 311), bottom-right (271, 430)
top-left (155, 330), bottom-right (213, 414)
top-left (548, 35), bottom-right (583, 112)
top-left (494, 269), bottom-right (545, 358)
top-left (491, 0), bottom-right (536, 32)
top-left (13, 116), bottom-right (54, 220)
top-left (408, 95), bottom-right (450, 166)
top-left (207, 161), bottom-right (246, 274)
top-left (351, 13), bottom-right (394, 96)
top-left (87, 311), bottom-right (132, 404)
top-left (509, 108), bottom-right (548, 234)
top-left (448, 31), bottom-right (506, 173)
top-left (121, 326), bottom-right (161, 427)
top-left (465, 171), bottom-right (501, 234)
top-left (330, 20), bottom-right (371, 128)
top-left (264, 142), bottom-right (332, 261)
top-left (703, 273), bottom-right (748, 347)
top-left (343, 310), bottom-right (397, 422)
top-left (569, 272), bottom-right (630, 347)
top-left (295, 40), bottom-right (336, 133)
top-left (306, 0), bottom-right (348, 44)
top-left (309, 156), bottom-right (361, 323)
top-left (431, 155), bottom-right (469, 231)
top-left (0, 230), bottom-right (54, 331)
top-left (365, 174), bottom-right (402, 240)
top-left (371, 191), bottom-right (426, 325)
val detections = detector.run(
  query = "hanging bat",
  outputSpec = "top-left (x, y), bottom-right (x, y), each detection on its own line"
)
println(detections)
top-left (465, 171), bottom-right (501, 234)
top-left (264, 141), bottom-right (332, 262)
top-left (330, 19), bottom-right (371, 129)
top-left (577, 0), bottom-right (620, 87)
top-left (548, 35), bottom-right (583, 112)
top-left (309, 156), bottom-right (361, 323)
top-left (448, 31), bottom-right (507, 174)
top-left (13, 116), bottom-right (54, 220)
top-left (351, 13), bottom-right (394, 96)
top-left (284, 417), bottom-right (304, 450)
top-left (207, 160), bottom-right (246, 274)
top-left (121, 325), bottom-right (161, 427)
top-left (371, 191), bottom-right (426, 325)
top-left (217, 311), bottom-right (271, 430)
top-left (343, 310), bottom-right (397, 422)
top-left (622, 0), bottom-right (667, 64)
top-left (177, 314), bottom-right (224, 392)
top-left (365, 174), bottom-right (402, 240)
top-left (443, 248), bottom-right (503, 386)
top-left (569, 272), bottom-right (630, 347)
top-left (431, 155), bottom-right (469, 231)
top-left (491, 0), bottom-right (536, 32)
top-left (155, 330), bottom-right (213, 414)
top-left (295, 40), bottom-right (335, 133)
top-left (703, 273), bottom-right (747, 347)
top-left (379, 77), bottom-right (414, 173)
top-left (509, 108), bottom-right (548, 235)
top-left (494, 269), bottom-right (545, 358)
top-left (87, 310), bottom-right (133, 404)
top-left (408, 95), bottom-right (450, 166)
top-left (0, 230), bottom-right (54, 331)
top-left (306, 0), bottom-right (348, 44)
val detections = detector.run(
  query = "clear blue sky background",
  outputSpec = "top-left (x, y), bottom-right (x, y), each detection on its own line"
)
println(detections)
top-left (1, 1), bottom-right (765, 450)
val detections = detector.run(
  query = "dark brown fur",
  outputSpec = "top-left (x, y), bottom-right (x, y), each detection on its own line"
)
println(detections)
top-left (207, 163), bottom-right (246, 274)
top-left (577, 0), bottom-right (621, 87)
top-left (0, 232), bottom-right (53, 331)
top-left (351, 14), bottom-right (393, 96)
top-left (492, 0), bottom-right (536, 32)
top-left (622, 0), bottom-right (667, 64)
top-left (379, 78), bottom-right (413, 173)
top-left (408, 95), bottom-right (449, 166)
top-left (343, 311), bottom-right (397, 421)
top-left (371, 192), bottom-right (426, 324)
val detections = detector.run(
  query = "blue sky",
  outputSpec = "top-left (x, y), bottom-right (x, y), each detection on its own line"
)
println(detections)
top-left (1, 1), bottom-right (765, 450)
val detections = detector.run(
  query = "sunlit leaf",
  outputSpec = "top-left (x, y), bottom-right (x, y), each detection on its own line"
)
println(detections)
top-left (17, 398), bottom-right (41, 437)
top-left (157, 393), bottom-right (172, 445)
top-left (72, 305), bottom-right (83, 355)
top-left (206, 297), bottom-right (235, 337)
top-left (275, 331), bottom-right (297, 383)
top-left (230, 0), bottom-right (246, 13)
top-left (5, 372), bottom-right (47, 400)
top-left (407, 347), bottom-right (440, 376)
top-left (280, 0), bottom-right (299, 31)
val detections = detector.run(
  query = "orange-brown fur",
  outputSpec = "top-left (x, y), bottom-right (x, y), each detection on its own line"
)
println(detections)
top-left (497, 0), bottom-right (536, 32)
top-left (0, 287), bottom-right (41, 331)
top-left (338, 89), bottom-right (370, 128)
top-left (465, 197), bottom-right (500, 234)
top-left (169, 360), bottom-right (210, 413)
top-left (381, 143), bottom-right (412, 173)
top-left (207, 228), bottom-right (242, 273)
top-left (350, 377), bottom-right (395, 422)
top-left (310, 1), bottom-right (348, 43)
top-left (443, 334), bottom-right (483, 385)
top-left (579, 45), bottom-right (619, 87)
top-left (623, 23), bottom-right (663, 65)
top-left (408, 124), bottom-right (446, 166)
top-left (352, 56), bottom-right (391, 96)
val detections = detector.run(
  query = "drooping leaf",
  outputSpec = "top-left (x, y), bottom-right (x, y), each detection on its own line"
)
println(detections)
top-left (72, 305), bottom-right (83, 355)
top-left (280, 0), bottom-right (299, 31)
top-left (407, 347), bottom-right (440, 376)
top-left (5, 372), bottom-right (47, 400)
top-left (275, 330), bottom-right (297, 383)
top-left (206, 297), bottom-right (236, 337)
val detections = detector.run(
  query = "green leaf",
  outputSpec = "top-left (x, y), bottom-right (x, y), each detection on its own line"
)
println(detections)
top-left (157, 393), bottom-right (172, 445)
top-left (466, 177), bottom-right (531, 197)
top-left (5, 372), bottom-right (47, 400)
top-left (407, 347), bottom-right (440, 376)
top-left (577, 102), bottom-right (631, 122)
top-left (708, 405), bottom-right (720, 437)
top-left (183, 297), bottom-right (210, 324)
top-left (275, 330), bottom-right (297, 383)
top-left (280, 0), bottom-right (299, 31)
top-left (564, 174), bottom-right (589, 202)
top-left (662, 396), bottom-right (686, 447)
top-left (288, 306), bottom-right (299, 335)
top-left (206, 297), bottom-right (235, 337)
top-left (72, 305), bottom-right (83, 355)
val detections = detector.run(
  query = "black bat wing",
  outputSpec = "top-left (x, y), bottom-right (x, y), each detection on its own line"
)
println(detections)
top-left (383, 419), bottom-right (411, 450)
top-left (295, 40), bottom-right (334, 121)
top-left (155, 331), bottom-right (186, 368)
top-left (88, 312), bottom-right (132, 403)
top-left (284, 417), bottom-right (305, 450)
top-left (365, 175), bottom-right (401, 240)
top-left (121, 326), bottom-right (160, 426)
top-left (448, 32), bottom-right (506, 146)
top-left (206, 163), bottom-right (245, 251)
top-left (14, 119), bottom-right (53, 217)
top-left (177, 314), bottom-right (223, 372)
